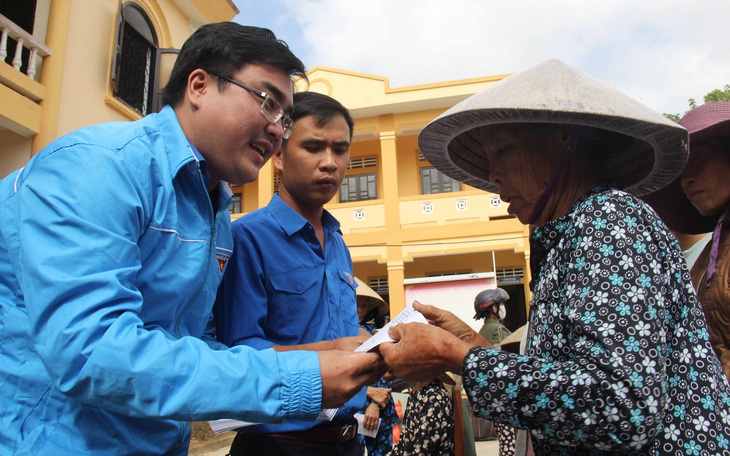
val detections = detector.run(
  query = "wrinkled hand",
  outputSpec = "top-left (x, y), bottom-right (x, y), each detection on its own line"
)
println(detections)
top-left (363, 402), bottom-right (381, 431)
top-left (319, 350), bottom-right (386, 409)
top-left (413, 301), bottom-right (491, 347)
top-left (366, 386), bottom-right (391, 407)
top-left (331, 334), bottom-right (370, 352)
top-left (379, 320), bottom-right (473, 383)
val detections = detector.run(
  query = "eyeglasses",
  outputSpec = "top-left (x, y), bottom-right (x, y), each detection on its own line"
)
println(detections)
top-left (209, 71), bottom-right (295, 139)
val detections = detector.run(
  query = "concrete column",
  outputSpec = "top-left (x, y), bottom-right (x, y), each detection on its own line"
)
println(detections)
top-left (522, 250), bottom-right (532, 317)
top-left (387, 260), bottom-right (405, 316)
top-left (32, 0), bottom-right (71, 153)
top-left (257, 161), bottom-right (275, 208)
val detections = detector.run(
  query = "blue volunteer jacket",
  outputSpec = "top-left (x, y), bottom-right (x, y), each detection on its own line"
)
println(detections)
top-left (0, 106), bottom-right (322, 455)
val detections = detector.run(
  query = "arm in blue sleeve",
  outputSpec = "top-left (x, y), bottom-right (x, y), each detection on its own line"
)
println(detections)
top-left (16, 147), bottom-right (321, 422)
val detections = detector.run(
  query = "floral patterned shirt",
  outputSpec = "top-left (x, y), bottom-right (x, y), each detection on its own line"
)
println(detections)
top-left (462, 186), bottom-right (730, 455)
top-left (391, 380), bottom-right (455, 456)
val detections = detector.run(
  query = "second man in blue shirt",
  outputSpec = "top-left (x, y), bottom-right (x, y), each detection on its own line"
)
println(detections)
top-left (214, 91), bottom-right (367, 456)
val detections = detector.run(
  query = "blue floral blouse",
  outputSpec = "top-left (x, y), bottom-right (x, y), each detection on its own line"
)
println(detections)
top-left (462, 186), bottom-right (730, 455)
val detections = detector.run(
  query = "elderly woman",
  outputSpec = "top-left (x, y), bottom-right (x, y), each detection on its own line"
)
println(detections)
top-left (380, 60), bottom-right (730, 455)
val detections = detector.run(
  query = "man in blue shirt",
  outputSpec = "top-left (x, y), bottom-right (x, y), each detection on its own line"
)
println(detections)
top-left (215, 92), bottom-right (367, 455)
top-left (0, 23), bottom-right (383, 456)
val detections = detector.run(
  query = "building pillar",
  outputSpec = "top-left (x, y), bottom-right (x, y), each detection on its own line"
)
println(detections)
top-left (522, 250), bottom-right (532, 317)
top-left (379, 129), bottom-right (400, 230)
top-left (379, 126), bottom-right (407, 316)
top-left (387, 260), bottom-right (405, 316)
top-left (257, 161), bottom-right (275, 207)
top-left (32, 0), bottom-right (71, 153)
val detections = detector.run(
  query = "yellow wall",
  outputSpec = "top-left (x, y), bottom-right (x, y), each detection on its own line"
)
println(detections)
top-left (0, 0), bottom-right (237, 174)
top-left (234, 68), bottom-right (532, 319)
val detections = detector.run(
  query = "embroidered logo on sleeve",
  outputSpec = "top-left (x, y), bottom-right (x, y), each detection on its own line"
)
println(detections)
top-left (215, 251), bottom-right (230, 274)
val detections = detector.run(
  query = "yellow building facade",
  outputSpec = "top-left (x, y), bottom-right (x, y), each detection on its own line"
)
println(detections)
top-left (0, 0), bottom-right (238, 178)
top-left (231, 68), bottom-right (533, 326)
top-left (1, 2), bottom-right (531, 327)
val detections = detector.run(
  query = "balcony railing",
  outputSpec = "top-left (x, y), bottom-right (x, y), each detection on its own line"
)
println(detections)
top-left (0, 13), bottom-right (51, 81)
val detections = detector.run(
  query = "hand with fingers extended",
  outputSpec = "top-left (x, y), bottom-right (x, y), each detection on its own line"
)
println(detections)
top-left (319, 350), bottom-right (387, 409)
top-left (412, 301), bottom-right (492, 348)
top-left (378, 320), bottom-right (474, 383)
top-left (362, 402), bottom-right (381, 431)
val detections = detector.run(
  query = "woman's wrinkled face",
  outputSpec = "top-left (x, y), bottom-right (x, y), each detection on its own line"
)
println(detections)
top-left (478, 124), bottom-right (565, 224)
top-left (680, 140), bottom-right (730, 217)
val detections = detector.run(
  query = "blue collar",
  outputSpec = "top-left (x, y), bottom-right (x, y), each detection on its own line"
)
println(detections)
top-left (268, 194), bottom-right (341, 237)
top-left (187, 140), bottom-right (210, 189)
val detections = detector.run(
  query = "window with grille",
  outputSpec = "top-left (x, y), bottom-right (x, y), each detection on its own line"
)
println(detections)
top-left (228, 193), bottom-right (242, 214)
top-left (420, 166), bottom-right (462, 194)
top-left (348, 157), bottom-right (377, 169)
top-left (113, 4), bottom-right (158, 115)
top-left (274, 172), bottom-right (281, 194)
top-left (340, 173), bottom-right (377, 202)
top-left (496, 268), bottom-right (524, 279)
top-left (369, 278), bottom-right (389, 295)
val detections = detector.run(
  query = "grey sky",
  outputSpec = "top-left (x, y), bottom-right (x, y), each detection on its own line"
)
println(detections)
top-left (233, 0), bottom-right (729, 117)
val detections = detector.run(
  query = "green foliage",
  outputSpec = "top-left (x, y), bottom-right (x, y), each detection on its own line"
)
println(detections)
top-left (703, 84), bottom-right (730, 103)
top-left (664, 84), bottom-right (730, 121)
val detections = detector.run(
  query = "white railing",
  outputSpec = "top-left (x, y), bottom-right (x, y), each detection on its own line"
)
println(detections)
top-left (0, 13), bottom-right (51, 80)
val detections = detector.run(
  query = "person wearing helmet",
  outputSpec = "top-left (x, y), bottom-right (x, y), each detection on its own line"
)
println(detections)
top-left (473, 288), bottom-right (512, 347)
top-left (474, 288), bottom-right (516, 455)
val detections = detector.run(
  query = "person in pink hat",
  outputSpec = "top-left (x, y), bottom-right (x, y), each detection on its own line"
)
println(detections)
top-left (677, 101), bottom-right (730, 381)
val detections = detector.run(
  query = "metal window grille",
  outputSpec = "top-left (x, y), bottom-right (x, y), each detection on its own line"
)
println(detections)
top-left (496, 268), bottom-right (524, 279)
top-left (420, 166), bottom-right (462, 195)
top-left (114, 5), bottom-right (157, 115)
top-left (340, 173), bottom-right (377, 202)
top-left (347, 157), bottom-right (377, 169)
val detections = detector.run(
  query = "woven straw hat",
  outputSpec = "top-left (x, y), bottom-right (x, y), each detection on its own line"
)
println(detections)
top-left (355, 277), bottom-right (388, 319)
top-left (642, 101), bottom-right (730, 233)
top-left (418, 59), bottom-right (688, 196)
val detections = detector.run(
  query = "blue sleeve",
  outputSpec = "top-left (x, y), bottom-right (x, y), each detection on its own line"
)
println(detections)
top-left (214, 216), bottom-right (274, 349)
top-left (13, 147), bottom-right (322, 422)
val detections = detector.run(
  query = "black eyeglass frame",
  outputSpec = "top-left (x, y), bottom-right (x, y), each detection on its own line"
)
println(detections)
top-left (208, 71), bottom-right (295, 139)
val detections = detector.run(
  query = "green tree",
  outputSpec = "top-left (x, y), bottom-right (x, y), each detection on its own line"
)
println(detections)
top-left (664, 84), bottom-right (730, 122)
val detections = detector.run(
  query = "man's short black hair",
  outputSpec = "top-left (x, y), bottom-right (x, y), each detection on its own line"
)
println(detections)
top-left (161, 22), bottom-right (307, 107)
top-left (285, 92), bottom-right (355, 146)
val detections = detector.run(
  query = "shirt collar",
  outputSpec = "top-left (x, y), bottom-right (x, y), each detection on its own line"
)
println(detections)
top-left (268, 194), bottom-right (341, 236)
top-left (187, 139), bottom-right (211, 189)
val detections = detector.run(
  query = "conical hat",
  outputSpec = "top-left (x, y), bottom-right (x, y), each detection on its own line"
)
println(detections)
top-left (499, 324), bottom-right (527, 348)
top-left (418, 59), bottom-right (688, 196)
top-left (355, 277), bottom-right (388, 317)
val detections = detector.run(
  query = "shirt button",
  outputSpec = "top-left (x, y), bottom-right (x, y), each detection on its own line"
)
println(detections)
top-left (297, 285), bottom-right (302, 291)
top-left (329, 296), bottom-right (335, 303)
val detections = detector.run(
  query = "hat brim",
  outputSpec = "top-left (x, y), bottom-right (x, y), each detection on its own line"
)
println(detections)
top-left (418, 59), bottom-right (688, 197)
top-left (355, 277), bottom-right (389, 317)
top-left (499, 324), bottom-right (527, 347)
top-left (642, 178), bottom-right (718, 234)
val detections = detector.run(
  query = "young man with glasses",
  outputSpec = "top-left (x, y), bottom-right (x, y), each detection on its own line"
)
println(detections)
top-left (215, 92), bottom-right (366, 456)
top-left (0, 22), bottom-right (383, 456)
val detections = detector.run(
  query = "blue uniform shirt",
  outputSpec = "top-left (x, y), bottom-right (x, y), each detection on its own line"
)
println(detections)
top-left (215, 194), bottom-right (366, 432)
top-left (0, 106), bottom-right (324, 455)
